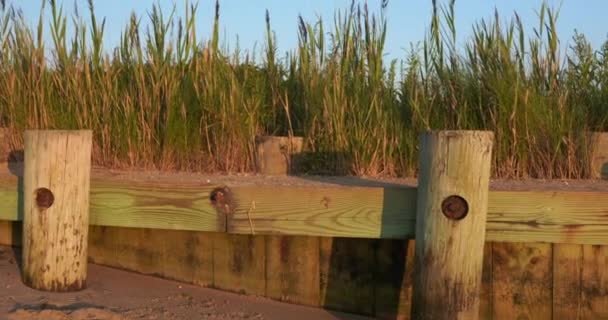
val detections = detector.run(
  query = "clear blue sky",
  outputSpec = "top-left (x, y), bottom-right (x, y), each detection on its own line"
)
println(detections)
top-left (8, 0), bottom-right (608, 63)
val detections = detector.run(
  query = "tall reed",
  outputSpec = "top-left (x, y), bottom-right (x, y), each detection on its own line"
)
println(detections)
top-left (0, 0), bottom-right (606, 178)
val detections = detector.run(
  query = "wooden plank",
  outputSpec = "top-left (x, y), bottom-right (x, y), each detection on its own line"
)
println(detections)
top-left (374, 239), bottom-right (414, 320)
top-left (319, 237), bottom-right (376, 316)
top-left (158, 229), bottom-right (214, 287)
top-left (229, 185), bottom-right (417, 239)
top-left (553, 244), bottom-right (583, 319)
top-left (479, 242), bottom-right (493, 320)
top-left (486, 191), bottom-right (608, 245)
top-left (87, 226), bottom-right (214, 286)
top-left (2, 167), bottom-right (608, 243)
top-left (0, 175), bottom-right (19, 221)
top-left (492, 242), bottom-right (552, 320)
top-left (0, 220), bottom-right (20, 246)
top-left (90, 179), bottom-right (225, 232)
top-left (212, 233), bottom-right (266, 296)
top-left (582, 245), bottom-right (608, 319)
top-left (265, 235), bottom-right (320, 306)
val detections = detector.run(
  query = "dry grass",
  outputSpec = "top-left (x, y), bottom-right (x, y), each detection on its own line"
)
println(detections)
top-left (0, 0), bottom-right (606, 178)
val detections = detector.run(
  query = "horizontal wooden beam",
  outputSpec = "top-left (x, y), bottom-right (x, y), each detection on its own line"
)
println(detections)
top-left (0, 167), bottom-right (607, 244)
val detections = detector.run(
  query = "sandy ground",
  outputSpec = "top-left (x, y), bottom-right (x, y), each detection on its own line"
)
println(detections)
top-left (2, 161), bottom-right (608, 192)
top-left (0, 246), bottom-right (372, 320)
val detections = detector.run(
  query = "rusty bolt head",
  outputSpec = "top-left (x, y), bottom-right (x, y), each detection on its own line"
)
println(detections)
top-left (210, 186), bottom-right (233, 215)
top-left (35, 187), bottom-right (54, 209)
top-left (441, 195), bottom-right (468, 220)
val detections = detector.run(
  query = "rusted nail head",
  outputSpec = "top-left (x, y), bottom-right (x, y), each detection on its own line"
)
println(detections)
top-left (441, 195), bottom-right (468, 220)
top-left (35, 187), bottom-right (54, 209)
top-left (210, 186), bottom-right (233, 214)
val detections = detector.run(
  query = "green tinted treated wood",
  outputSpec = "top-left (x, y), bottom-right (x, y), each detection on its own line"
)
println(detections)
top-left (486, 191), bottom-right (608, 244)
top-left (90, 179), bottom-right (225, 232)
top-left (1, 167), bottom-right (608, 243)
top-left (229, 185), bottom-right (417, 239)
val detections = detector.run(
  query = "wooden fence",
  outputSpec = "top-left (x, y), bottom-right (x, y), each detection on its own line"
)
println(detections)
top-left (0, 130), bottom-right (607, 319)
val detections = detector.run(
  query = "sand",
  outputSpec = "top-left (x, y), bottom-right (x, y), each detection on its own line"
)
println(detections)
top-left (0, 246), bottom-right (371, 320)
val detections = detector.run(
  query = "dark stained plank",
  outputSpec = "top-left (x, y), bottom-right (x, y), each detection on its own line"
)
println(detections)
top-left (479, 242), bottom-right (493, 320)
top-left (265, 235), bottom-right (320, 306)
top-left (319, 237), bottom-right (376, 316)
top-left (160, 229), bottom-right (214, 287)
top-left (88, 226), bottom-right (214, 286)
top-left (492, 242), bottom-right (552, 320)
top-left (212, 233), bottom-right (266, 296)
top-left (374, 239), bottom-right (414, 320)
top-left (553, 244), bottom-right (583, 319)
top-left (582, 245), bottom-right (608, 319)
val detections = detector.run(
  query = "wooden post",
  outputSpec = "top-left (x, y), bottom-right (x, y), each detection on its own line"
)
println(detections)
top-left (591, 132), bottom-right (608, 179)
top-left (254, 135), bottom-right (303, 175)
top-left (22, 130), bottom-right (92, 292)
top-left (411, 130), bottom-right (494, 320)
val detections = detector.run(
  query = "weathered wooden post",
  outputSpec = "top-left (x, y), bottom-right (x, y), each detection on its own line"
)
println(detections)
top-left (254, 135), bottom-right (303, 175)
top-left (591, 132), bottom-right (608, 179)
top-left (22, 130), bottom-right (92, 291)
top-left (411, 130), bottom-right (494, 320)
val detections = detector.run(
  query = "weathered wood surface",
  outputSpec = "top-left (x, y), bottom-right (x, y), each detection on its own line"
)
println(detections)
top-left (411, 130), bottom-right (494, 320)
top-left (3, 221), bottom-right (608, 319)
top-left (492, 242), bottom-right (553, 320)
top-left (212, 233), bottom-right (267, 296)
top-left (90, 179), bottom-right (224, 232)
top-left (254, 135), bottom-right (303, 175)
top-left (486, 191), bottom-right (608, 244)
top-left (265, 235), bottom-right (320, 306)
top-left (480, 243), bottom-right (493, 320)
top-left (228, 185), bottom-right (416, 238)
top-left (319, 237), bottom-right (376, 316)
top-left (22, 130), bottom-right (92, 292)
top-left (552, 244), bottom-right (583, 319)
top-left (374, 239), bottom-right (415, 320)
top-left (0, 165), bottom-right (608, 243)
top-left (581, 245), bottom-right (608, 319)
top-left (591, 132), bottom-right (608, 179)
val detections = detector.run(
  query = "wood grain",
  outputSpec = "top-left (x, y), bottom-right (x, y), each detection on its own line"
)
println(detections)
top-left (228, 185), bottom-right (417, 239)
top-left (411, 130), bottom-right (494, 320)
top-left (1, 167), bottom-right (608, 243)
top-left (90, 179), bottom-right (224, 232)
top-left (553, 244), bottom-right (583, 319)
top-left (22, 130), bottom-right (92, 292)
top-left (265, 235), bottom-right (320, 306)
top-left (212, 233), bottom-right (266, 296)
top-left (486, 191), bottom-right (608, 244)
top-left (582, 245), bottom-right (608, 319)
top-left (492, 242), bottom-right (552, 320)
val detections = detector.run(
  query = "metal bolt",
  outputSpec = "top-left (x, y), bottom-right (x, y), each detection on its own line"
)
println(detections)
top-left (35, 187), bottom-right (54, 209)
top-left (441, 195), bottom-right (468, 220)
